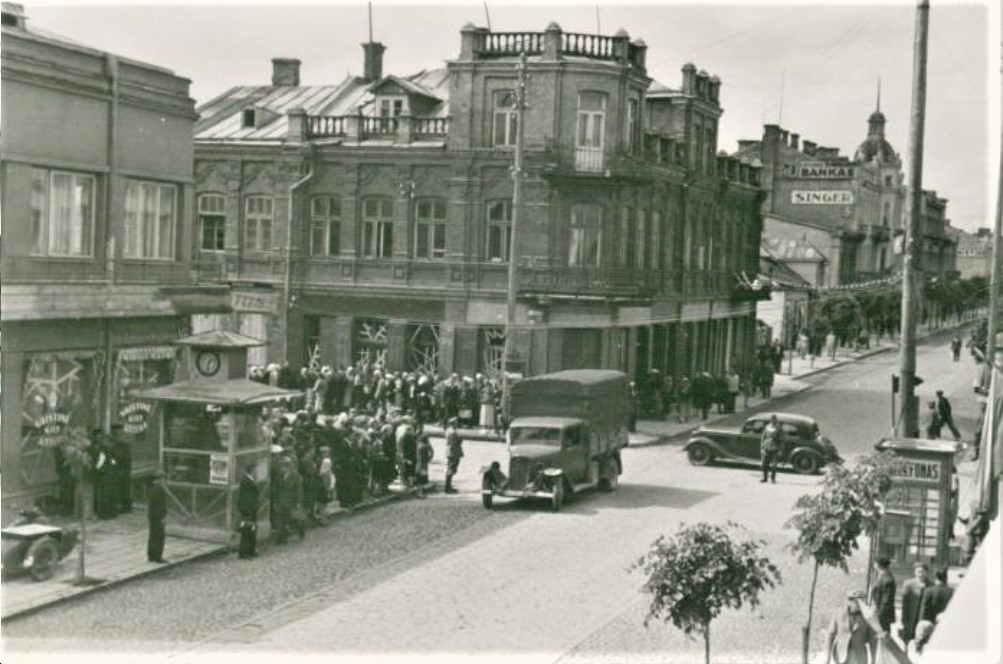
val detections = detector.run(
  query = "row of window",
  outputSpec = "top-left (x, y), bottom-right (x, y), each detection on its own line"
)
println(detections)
top-left (30, 168), bottom-right (176, 259)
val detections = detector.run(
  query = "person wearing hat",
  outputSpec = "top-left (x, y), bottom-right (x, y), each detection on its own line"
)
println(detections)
top-left (824, 589), bottom-right (878, 664)
top-left (935, 390), bottom-right (962, 441)
top-left (237, 463), bottom-right (261, 559)
top-left (869, 556), bottom-right (896, 632)
top-left (147, 470), bottom-right (168, 563)
top-left (444, 418), bottom-right (463, 494)
top-left (108, 422), bottom-right (133, 514)
top-left (899, 561), bottom-right (932, 650)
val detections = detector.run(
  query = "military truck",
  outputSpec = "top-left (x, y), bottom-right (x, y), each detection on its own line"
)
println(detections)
top-left (480, 369), bottom-right (630, 511)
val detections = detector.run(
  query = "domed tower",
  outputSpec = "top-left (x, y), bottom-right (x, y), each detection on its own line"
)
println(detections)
top-left (853, 83), bottom-right (900, 167)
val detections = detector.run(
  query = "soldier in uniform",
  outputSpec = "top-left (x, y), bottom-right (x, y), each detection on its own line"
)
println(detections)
top-left (237, 463), bottom-right (260, 559)
top-left (147, 470), bottom-right (168, 563)
top-left (445, 418), bottom-right (463, 494)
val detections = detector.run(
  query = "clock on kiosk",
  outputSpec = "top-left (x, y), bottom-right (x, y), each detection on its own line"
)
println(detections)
top-left (195, 349), bottom-right (222, 377)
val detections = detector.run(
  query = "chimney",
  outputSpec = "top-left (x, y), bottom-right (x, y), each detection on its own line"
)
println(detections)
top-left (1, 2), bottom-right (27, 29)
top-left (790, 133), bottom-right (799, 150)
top-left (803, 140), bottom-right (817, 155)
top-left (271, 58), bottom-right (301, 86)
top-left (681, 63), bottom-right (696, 94)
top-left (362, 41), bottom-right (386, 82)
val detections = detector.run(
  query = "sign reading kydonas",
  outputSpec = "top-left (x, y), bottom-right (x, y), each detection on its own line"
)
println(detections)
top-left (791, 190), bottom-right (854, 205)
top-left (890, 458), bottom-right (942, 484)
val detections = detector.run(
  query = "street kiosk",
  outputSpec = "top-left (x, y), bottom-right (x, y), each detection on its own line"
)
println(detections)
top-left (140, 330), bottom-right (300, 543)
top-left (871, 437), bottom-right (960, 581)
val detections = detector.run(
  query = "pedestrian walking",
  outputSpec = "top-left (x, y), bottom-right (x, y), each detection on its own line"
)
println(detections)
top-left (237, 463), bottom-right (260, 559)
top-left (826, 331), bottom-right (837, 361)
top-left (899, 562), bottom-right (932, 652)
top-left (924, 400), bottom-right (943, 439)
top-left (935, 390), bottom-right (962, 441)
top-left (415, 428), bottom-right (433, 488)
top-left (725, 369), bottom-right (740, 414)
top-left (824, 590), bottom-right (878, 664)
top-left (869, 556), bottom-right (896, 633)
top-left (760, 414), bottom-right (781, 484)
top-left (445, 418), bottom-right (463, 494)
top-left (950, 335), bottom-right (963, 362)
top-left (676, 375), bottom-right (692, 423)
top-left (914, 567), bottom-right (954, 654)
top-left (147, 470), bottom-right (168, 563)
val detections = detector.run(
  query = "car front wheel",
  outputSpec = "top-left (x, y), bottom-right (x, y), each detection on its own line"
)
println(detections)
top-left (551, 481), bottom-right (564, 512)
top-left (792, 452), bottom-right (819, 475)
top-left (687, 444), bottom-right (714, 466)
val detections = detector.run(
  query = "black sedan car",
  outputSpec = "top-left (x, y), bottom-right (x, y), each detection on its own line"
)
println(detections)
top-left (683, 412), bottom-right (841, 474)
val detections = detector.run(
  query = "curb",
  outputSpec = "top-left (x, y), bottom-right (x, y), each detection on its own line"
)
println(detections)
top-left (1, 543), bottom-right (231, 622)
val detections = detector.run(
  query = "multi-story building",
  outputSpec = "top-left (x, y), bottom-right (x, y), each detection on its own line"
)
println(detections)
top-left (192, 23), bottom-right (764, 385)
top-left (954, 227), bottom-right (993, 279)
top-left (0, 3), bottom-right (224, 512)
top-left (734, 105), bottom-right (957, 287)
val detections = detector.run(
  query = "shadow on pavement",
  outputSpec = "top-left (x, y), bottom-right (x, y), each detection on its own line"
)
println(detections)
top-left (487, 483), bottom-right (719, 516)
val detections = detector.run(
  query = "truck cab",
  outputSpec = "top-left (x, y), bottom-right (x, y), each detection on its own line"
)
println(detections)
top-left (481, 370), bottom-right (629, 511)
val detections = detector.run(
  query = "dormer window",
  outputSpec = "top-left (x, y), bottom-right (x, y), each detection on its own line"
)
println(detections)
top-left (242, 109), bottom-right (256, 128)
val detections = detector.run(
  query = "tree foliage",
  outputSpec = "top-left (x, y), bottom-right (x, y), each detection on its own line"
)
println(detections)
top-left (631, 521), bottom-right (782, 643)
top-left (785, 451), bottom-right (907, 571)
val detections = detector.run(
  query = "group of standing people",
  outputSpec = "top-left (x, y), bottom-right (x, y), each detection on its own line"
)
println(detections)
top-left (51, 423), bottom-right (134, 520)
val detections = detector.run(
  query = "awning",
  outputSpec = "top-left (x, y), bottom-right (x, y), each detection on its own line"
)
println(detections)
top-left (918, 517), bottom-right (1000, 663)
top-left (138, 379), bottom-right (301, 406)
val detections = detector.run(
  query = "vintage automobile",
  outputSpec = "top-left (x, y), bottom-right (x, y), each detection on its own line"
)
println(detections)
top-left (481, 370), bottom-right (630, 511)
top-left (1, 519), bottom-right (79, 582)
top-left (683, 412), bottom-right (841, 474)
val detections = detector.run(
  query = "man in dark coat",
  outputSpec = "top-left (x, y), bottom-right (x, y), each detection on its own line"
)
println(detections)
top-left (899, 562), bottom-right (932, 650)
top-left (935, 390), bottom-right (962, 440)
top-left (869, 556), bottom-right (896, 632)
top-left (147, 470), bottom-right (168, 563)
top-left (91, 431), bottom-right (118, 519)
top-left (109, 423), bottom-right (133, 514)
top-left (445, 418), bottom-right (463, 494)
top-left (237, 463), bottom-right (260, 559)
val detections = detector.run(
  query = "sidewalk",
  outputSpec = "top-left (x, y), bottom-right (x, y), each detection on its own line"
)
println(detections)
top-left (0, 483), bottom-right (430, 621)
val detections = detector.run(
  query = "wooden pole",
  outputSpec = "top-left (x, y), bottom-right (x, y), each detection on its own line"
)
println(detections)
top-left (899, 0), bottom-right (930, 438)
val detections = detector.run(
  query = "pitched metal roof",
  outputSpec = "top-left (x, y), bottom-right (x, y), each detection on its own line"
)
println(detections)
top-left (139, 379), bottom-right (301, 405)
top-left (174, 329), bottom-right (264, 348)
top-left (761, 236), bottom-right (827, 262)
top-left (195, 68), bottom-right (451, 142)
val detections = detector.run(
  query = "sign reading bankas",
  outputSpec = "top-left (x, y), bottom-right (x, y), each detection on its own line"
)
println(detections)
top-left (785, 161), bottom-right (855, 179)
top-left (792, 190), bottom-right (854, 205)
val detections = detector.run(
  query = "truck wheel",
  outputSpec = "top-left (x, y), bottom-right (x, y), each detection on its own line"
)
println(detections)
top-left (551, 482), bottom-right (564, 512)
top-left (482, 493), bottom-right (493, 509)
top-left (792, 453), bottom-right (819, 475)
top-left (599, 457), bottom-right (619, 491)
top-left (687, 444), bottom-right (713, 466)
top-left (28, 538), bottom-right (59, 582)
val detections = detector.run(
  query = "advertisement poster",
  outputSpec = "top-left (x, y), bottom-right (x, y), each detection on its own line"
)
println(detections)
top-left (209, 453), bottom-right (230, 485)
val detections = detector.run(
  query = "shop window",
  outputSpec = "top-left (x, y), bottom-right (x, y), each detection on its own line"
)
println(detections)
top-left (486, 199), bottom-right (512, 262)
top-left (481, 327), bottom-right (506, 374)
top-left (355, 318), bottom-right (389, 367)
top-left (243, 196), bottom-right (273, 253)
top-left (407, 324), bottom-right (440, 372)
top-left (30, 168), bottom-right (95, 257)
top-left (114, 347), bottom-right (175, 468)
top-left (310, 195), bottom-right (341, 256)
top-left (198, 194), bottom-right (226, 252)
top-left (414, 198), bottom-right (447, 259)
top-left (124, 180), bottom-right (176, 259)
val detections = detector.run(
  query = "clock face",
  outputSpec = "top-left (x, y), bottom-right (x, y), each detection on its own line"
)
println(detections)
top-left (196, 350), bottom-right (221, 377)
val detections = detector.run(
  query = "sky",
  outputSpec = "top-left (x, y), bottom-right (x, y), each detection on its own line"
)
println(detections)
top-left (21, 0), bottom-right (1000, 232)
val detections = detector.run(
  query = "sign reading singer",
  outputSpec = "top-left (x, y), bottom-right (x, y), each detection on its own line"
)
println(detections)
top-left (792, 190), bottom-right (854, 205)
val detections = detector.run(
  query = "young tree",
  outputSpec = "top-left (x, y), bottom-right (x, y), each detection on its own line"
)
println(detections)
top-left (786, 451), bottom-right (907, 664)
top-left (60, 426), bottom-right (97, 585)
top-left (631, 521), bottom-right (782, 664)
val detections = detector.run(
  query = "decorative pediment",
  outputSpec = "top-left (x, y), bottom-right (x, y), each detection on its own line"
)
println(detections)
top-left (242, 162), bottom-right (278, 192)
top-left (195, 161), bottom-right (241, 192)
top-left (358, 164), bottom-right (398, 191)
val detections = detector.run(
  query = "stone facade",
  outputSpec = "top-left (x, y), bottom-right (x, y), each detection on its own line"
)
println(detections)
top-left (193, 23), bottom-right (765, 385)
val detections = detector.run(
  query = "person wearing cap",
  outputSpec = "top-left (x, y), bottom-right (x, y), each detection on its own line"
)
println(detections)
top-left (760, 414), bottom-right (782, 484)
top-left (237, 463), bottom-right (260, 559)
top-left (444, 418), bottom-right (463, 494)
top-left (935, 390), bottom-right (962, 441)
top-left (899, 561), bottom-right (932, 650)
top-left (869, 556), bottom-right (896, 632)
top-left (147, 470), bottom-right (168, 563)
top-left (824, 589), bottom-right (878, 664)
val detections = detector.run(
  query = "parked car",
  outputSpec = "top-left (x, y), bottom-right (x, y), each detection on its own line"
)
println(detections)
top-left (683, 412), bottom-right (841, 474)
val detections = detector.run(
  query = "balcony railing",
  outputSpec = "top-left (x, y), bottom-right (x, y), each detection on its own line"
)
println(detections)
top-left (561, 32), bottom-right (616, 60)
top-left (361, 116), bottom-right (398, 138)
top-left (480, 31), bottom-right (545, 57)
top-left (413, 117), bottom-right (449, 139)
top-left (305, 114), bottom-right (450, 142)
top-left (467, 25), bottom-right (645, 73)
top-left (518, 266), bottom-right (656, 299)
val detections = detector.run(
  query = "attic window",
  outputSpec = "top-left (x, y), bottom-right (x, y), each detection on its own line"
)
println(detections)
top-left (2, 13), bottom-right (18, 26)
top-left (242, 108), bottom-right (256, 129)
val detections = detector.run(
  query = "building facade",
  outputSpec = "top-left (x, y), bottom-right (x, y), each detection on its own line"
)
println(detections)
top-left (734, 107), bottom-right (956, 288)
top-left (0, 3), bottom-right (222, 511)
top-left (192, 23), bottom-right (765, 386)
top-left (953, 227), bottom-right (993, 279)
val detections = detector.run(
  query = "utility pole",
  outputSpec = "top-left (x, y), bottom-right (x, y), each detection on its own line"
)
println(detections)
top-left (898, 0), bottom-right (930, 438)
top-left (502, 53), bottom-right (529, 414)
top-left (987, 136), bottom-right (1003, 371)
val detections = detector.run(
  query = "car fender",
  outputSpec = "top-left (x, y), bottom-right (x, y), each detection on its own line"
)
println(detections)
top-left (683, 437), bottom-right (729, 458)
top-left (788, 446), bottom-right (824, 463)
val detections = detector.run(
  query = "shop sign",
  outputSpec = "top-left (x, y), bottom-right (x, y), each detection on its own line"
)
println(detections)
top-left (35, 412), bottom-right (70, 446)
top-left (233, 293), bottom-right (275, 312)
top-left (787, 161), bottom-right (855, 179)
top-left (119, 401), bottom-right (153, 435)
top-left (792, 190), bottom-right (854, 205)
top-left (209, 454), bottom-right (230, 485)
top-left (890, 459), bottom-right (941, 484)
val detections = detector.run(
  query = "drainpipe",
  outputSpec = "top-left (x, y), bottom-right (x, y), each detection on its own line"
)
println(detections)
top-left (105, 53), bottom-right (119, 285)
top-left (284, 165), bottom-right (313, 359)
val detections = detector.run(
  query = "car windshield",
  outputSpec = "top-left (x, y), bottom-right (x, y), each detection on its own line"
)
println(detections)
top-left (509, 427), bottom-right (563, 446)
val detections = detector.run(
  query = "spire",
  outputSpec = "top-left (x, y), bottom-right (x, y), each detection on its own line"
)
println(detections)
top-left (867, 77), bottom-right (886, 137)
top-left (876, 77), bottom-right (881, 113)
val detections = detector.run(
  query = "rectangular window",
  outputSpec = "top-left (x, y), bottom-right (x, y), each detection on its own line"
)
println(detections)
top-left (625, 98), bottom-right (638, 154)
top-left (310, 195), bottom-right (341, 256)
top-left (635, 208), bottom-right (647, 269)
top-left (649, 210), bottom-right (662, 270)
top-left (486, 200), bottom-right (512, 262)
top-left (568, 204), bottom-right (603, 267)
top-left (362, 197), bottom-right (394, 258)
top-left (124, 180), bottom-right (176, 259)
top-left (576, 92), bottom-right (607, 149)
top-left (618, 206), bottom-right (633, 267)
top-left (414, 198), bottom-right (447, 259)
top-left (244, 196), bottom-right (274, 252)
top-left (378, 97), bottom-right (405, 117)
top-left (198, 194), bottom-right (226, 252)
top-left (30, 168), bottom-right (95, 257)
top-left (492, 90), bottom-right (519, 147)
